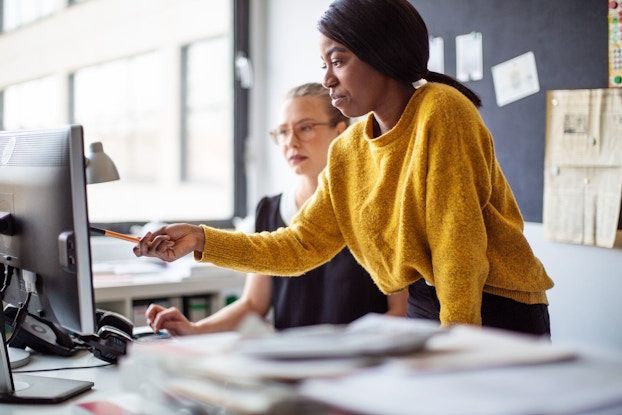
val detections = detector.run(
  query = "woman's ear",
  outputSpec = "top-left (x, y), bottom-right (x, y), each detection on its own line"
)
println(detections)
top-left (335, 120), bottom-right (348, 135)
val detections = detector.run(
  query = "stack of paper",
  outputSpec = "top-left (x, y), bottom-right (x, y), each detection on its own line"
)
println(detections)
top-left (119, 314), bottom-right (441, 413)
top-left (118, 314), bottom-right (622, 415)
top-left (299, 326), bottom-right (622, 415)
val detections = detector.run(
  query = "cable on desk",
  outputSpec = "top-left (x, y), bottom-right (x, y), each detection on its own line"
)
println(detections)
top-left (13, 362), bottom-right (113, 373)
top-left (0, 264), bottom-right (12, 294)
top-left (6, 291), bottom-right (32, 345)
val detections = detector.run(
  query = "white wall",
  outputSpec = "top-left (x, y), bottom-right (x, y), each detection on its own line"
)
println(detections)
top-left (525, 223), bottom-right (622, 351)
top-left (247, 0), bottom-right (333, 210)
top-left (250, 0), bottom-right (622, 352)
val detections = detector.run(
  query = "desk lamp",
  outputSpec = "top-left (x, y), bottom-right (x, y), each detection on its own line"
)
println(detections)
top-left (85, 142), bottom-right (119, 184)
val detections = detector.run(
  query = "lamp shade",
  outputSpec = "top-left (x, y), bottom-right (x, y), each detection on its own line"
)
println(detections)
top-left (85, 142), bottom-right (120, 184)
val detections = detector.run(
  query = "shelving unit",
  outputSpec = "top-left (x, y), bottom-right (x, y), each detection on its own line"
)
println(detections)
top-left (90, 237), bottom-right (246, 325)
top-left (94, 268), bottom-right (246, 324)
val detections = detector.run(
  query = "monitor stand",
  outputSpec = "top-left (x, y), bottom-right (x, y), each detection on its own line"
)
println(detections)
top-left (8, 347), bottom-right (30, 369)
top-left (1, 312), bottom-right (94, 404)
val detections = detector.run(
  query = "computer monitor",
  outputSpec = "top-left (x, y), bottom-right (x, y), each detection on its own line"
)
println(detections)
top-left (0, 125), bottom-right (96, 403)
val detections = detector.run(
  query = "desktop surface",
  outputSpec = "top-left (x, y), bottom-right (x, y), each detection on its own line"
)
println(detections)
top-left (2, 350), bottom-right (121, 415)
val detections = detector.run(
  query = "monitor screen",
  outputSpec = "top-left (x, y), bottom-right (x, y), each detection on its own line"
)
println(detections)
top-left (0, 125), bottom-right (96, 403)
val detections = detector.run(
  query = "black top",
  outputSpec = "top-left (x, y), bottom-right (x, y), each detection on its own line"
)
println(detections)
top-left (255, 194), bottom-right (388, 330)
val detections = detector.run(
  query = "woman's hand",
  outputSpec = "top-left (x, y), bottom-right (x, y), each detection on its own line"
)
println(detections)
top-left (145, 304), bottom-right (196, 336)
top-left (133, 223), bottom-right (205, 262)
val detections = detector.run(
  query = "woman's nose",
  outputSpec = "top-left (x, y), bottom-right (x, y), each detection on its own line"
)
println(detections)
top-left (322, 68), bottom-right (336, 89)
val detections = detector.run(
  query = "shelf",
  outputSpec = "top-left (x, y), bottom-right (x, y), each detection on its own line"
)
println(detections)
top-left (93, 263), bottom-right (245, 323)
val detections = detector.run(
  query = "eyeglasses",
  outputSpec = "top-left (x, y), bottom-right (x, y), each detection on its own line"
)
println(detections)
top-left (269, 122), bottom-right (332, 146)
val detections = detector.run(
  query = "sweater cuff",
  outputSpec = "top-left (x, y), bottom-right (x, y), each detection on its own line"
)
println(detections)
top-left (193, 224), bottom-right (210, 262)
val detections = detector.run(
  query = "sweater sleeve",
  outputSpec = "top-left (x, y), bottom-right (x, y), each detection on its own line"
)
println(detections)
top-left (196, 170), bottom-right (346, 276)
top-left (423, 92), bottom-right (495, 327)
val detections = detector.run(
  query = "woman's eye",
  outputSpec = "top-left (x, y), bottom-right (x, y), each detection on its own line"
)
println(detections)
top-left (299, 124), bottom-right (313, 132)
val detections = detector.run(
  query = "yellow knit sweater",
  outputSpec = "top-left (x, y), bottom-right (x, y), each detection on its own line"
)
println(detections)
top-left (197, 82), bottom-right (554, 326)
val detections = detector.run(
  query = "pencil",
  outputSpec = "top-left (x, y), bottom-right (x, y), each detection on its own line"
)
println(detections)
top-left (90, 226), bottom-right (145, 245)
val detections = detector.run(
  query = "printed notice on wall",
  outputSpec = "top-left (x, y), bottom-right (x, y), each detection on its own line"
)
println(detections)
top-left (491, 51), bottom-right (540, 107)
top-left (428, 36), bottom-right (444, 74)
top-left (543, 88), bottom-right (622, 248)
top-left (455, 32), bottom-right (483, 82)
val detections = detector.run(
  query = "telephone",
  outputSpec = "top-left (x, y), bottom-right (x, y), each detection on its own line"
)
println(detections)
top-left (4, 305), bottom-right (134, 363)
top-left (4, 305), bottom-right (76, 356)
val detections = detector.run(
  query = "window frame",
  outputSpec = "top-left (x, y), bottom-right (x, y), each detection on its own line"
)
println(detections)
top-left (232, 0), bottom-right (249, 222)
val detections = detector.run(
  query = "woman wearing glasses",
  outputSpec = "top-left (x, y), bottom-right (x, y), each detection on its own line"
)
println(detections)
top-left (144, 83), bottom-right (407, 335)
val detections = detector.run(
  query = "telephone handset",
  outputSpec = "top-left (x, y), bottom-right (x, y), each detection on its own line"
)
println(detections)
top-left (4, 305), bottom-right (76, 356)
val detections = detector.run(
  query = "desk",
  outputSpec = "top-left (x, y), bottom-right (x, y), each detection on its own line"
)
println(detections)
top-left (2, 351), bottom-right (124, 415)
top-left (3, 325), bottom-right (622, 415)
top-left (1, 349), bottom-right (336, 415)
top-left (121, 317), bottom-right (622, 415)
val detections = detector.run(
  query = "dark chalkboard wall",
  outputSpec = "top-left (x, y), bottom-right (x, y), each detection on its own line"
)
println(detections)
top-left (409, 1), bottom-right (609, 224)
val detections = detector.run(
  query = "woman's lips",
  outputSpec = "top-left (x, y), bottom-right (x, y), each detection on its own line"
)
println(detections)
top-left (289, 154), bottom-right (307, 165)
top-left (331, 94), bottom-right (345, 107)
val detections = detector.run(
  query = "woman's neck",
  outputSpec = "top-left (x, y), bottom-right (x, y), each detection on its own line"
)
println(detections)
top-left (294, 175), bottom-right (319, 209)
top-left (372, 83), bottom-right (415, 137)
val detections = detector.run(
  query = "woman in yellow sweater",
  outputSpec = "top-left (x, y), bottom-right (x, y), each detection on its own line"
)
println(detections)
top-left (135, 0), bottom-right (554, 337)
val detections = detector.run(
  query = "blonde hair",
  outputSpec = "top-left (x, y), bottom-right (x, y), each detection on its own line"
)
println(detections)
top-left (284, 82), bottom-right (350, 127)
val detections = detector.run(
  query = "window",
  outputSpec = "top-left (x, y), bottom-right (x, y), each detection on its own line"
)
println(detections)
top-left (72, 53), bottom-right (161, 184)
top-left (76, 40), bottom-right (236, 224)
top-left (182, 37), bottom-right (233, 186)
top-left (3, 76), bottom-right (60, 130)
top-left (2, 0), bottom-right (63, 32)
top-left (0, 0), bottom-right (249, 228)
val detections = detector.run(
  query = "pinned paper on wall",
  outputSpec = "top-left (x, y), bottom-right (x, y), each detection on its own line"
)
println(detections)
top-left (491, 51), bottom-right (540, 107)
top-left (455, 32), bottom-right (483, 82)
top-left (428, 36), bottom-right (444, 74)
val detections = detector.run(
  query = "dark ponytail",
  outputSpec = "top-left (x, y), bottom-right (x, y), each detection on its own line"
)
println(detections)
top-left (426, 71), bottom-right (482, 108)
